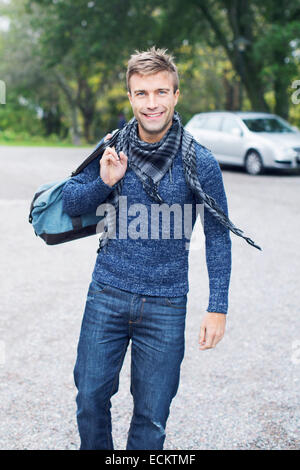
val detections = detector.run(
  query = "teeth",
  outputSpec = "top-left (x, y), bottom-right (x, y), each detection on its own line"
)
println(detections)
top-left (146, 113), bottom-right (161, 117)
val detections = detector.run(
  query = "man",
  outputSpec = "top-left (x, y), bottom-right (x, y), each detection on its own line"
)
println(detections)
top-left (62, 47), bottom-right (242, 450)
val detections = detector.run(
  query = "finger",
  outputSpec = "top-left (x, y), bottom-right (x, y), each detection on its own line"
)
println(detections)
top-left (119, 151), bottom-right (128, 163)
top-left (104, 133), bottom-right (112, 142)
top-left (200, 330), bottom-right (215, 350)
top-left (211, 332), bottom-right (223, 348)
top-left (199, 326), bottom-right (206, 345)
top-left (103, 146), bottom-right (119, 161)
top-left (112, 146), bottom-right (121, 160)
top-left (101, 154), bottom-right (118, 167)
top-left (104, 146), bottom-right (118, 156)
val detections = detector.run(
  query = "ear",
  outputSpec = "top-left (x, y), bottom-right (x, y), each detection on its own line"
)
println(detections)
top-left (127, 91), bottom-right (132, 105)
top-left (174, 88), bottom-right (180, 106)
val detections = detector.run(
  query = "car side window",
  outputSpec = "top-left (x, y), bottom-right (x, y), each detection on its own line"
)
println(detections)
top-left (221, 116), bottom-right (242, 134)
top-left (202, 115), bottom-right (223, 131)
top-left (191, 116), bottom-right (206, 129)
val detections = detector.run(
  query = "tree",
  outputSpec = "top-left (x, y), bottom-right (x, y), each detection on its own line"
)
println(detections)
top-left (157, 0), bottom-right (300, 118)
top-left (26, 0), bottom-right (160, 142)
top-left (253, 0), bottom-right (300, 118)
top-left (0, 0), bottom-right (68, 138)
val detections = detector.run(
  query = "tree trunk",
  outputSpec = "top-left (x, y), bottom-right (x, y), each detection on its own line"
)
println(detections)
top-left (54, 72), bottom-right (81, 145)
top-left (273, 53), bottom-right (290, 119)
top-left (238, 52), bottom-right (269, 112)
top-left (82, 111), bottom-right (94, 144)
top-left (70, 107), bottom-right (81, 145)
top-left (77, 78), bottom-right (96, 144)
top-left (196, 0), bottom-right (270, 112)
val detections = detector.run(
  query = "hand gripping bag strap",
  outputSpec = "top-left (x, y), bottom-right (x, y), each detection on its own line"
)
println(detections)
top-left (28, 130), bottom-right (121, 246)
top-left (70, 129), bottom-right (121, 177)
top-left (28, 130), bottom-right (121, 225)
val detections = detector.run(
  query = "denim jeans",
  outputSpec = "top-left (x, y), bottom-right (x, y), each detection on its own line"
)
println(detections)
top-left (73, 278), bottom-right (187, 450)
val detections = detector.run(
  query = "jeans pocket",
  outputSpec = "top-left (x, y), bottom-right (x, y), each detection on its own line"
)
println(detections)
top-left (165, 295), bottom-right (187, 309)
top-left (89, 279), bottom-right (109, 294)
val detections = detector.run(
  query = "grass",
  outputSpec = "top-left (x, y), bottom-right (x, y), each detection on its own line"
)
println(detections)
top-left (0, 131), bottom-right (96, 147)
top-left (0, 140), bottom-right (92, 147)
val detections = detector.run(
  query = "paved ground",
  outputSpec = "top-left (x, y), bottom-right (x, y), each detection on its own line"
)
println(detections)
top-left (0, 145), bottom-right (299, 450)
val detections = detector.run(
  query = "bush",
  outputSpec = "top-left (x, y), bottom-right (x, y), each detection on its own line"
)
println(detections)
top-left (0, 128), bottom-right (73, 145)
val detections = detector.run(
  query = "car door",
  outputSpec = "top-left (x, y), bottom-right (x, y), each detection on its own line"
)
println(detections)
top-left (218, 116), bottom-right (245, 164)
top-left (192, 114), bottom-right (225, 156)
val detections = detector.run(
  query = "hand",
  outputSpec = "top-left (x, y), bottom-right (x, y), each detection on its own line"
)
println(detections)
top-left (198, 312), bottom-right (226, 350)
top-left (104, 133), bottom-right (112, 141)
top-left (100, 145), bottom-right (128, 187)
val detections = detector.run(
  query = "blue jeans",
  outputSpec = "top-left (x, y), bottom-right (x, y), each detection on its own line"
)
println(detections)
top-left (74, 278), bottom-right (187, 450)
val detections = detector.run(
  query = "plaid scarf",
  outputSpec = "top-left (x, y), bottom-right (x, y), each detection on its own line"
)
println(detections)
top-left (97, 112), bottom-right (262, 253)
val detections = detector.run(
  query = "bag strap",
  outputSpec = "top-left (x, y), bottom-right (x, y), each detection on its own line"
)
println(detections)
top-left (70, 129), bottom-right (121, 177)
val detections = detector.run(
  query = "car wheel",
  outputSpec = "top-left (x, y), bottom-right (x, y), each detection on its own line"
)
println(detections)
top-left (245, 150), bottom-right (264, 175)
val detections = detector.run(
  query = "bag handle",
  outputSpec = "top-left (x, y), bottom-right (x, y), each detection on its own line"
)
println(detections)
top-left (70, 129), bottom-right (121, 177)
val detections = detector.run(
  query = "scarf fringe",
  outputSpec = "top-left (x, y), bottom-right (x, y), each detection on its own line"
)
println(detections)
top-left (181, 131), bottom-right (262, 252)
top-left (97, 114), bottom-right (262, 253)
top-left (169, 165), bottom-right (173, 183)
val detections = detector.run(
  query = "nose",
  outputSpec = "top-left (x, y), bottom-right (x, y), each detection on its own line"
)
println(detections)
top-left (146, 93), bottom-right (158, 109)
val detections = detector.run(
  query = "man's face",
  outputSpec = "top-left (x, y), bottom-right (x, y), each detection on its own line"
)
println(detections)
top-left (128, 71), bottom-right (180, 143)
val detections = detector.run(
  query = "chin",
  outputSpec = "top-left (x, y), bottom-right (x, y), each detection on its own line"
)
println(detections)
top-left (144, 125), bottom-right (165, 135)
top-left (140, 119), bottom-right (171, 135)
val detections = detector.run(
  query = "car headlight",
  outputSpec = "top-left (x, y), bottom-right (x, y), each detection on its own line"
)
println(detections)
top-left (275, 146), bottom-right (297, 159)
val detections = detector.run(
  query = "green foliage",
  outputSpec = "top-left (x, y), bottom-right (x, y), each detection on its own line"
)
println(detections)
top-left (0, 0), bottom-right (300, 143)
top-left (0, 94), bottom-right (44, 135)
top-left (0, 128), bottom-right (72, 145)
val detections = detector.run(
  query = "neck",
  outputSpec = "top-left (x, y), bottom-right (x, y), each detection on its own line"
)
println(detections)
top-left (137, 119), bottom-right (173, 144)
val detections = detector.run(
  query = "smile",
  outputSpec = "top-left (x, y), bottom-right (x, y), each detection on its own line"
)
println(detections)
top-left (143, 112), bottom-right (164, 119)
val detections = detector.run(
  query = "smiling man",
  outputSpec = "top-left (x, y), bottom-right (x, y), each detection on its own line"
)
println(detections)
top-left (128, 71), bottom-right (179, 141)
top-left (62, 47), bottom-right (258, 450)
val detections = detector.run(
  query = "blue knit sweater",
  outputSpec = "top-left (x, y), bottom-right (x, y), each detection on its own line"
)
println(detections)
top-left (62, 141), bottom-right (232, 313)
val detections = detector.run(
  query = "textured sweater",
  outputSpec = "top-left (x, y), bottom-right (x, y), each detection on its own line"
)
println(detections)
top-left (62, 141), bottom-right (232, 313)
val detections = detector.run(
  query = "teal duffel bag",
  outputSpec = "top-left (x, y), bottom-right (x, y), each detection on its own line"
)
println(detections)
top-left (28, 130), bottom-right (120, 245)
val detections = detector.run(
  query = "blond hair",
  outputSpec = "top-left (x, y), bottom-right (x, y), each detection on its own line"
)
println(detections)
top-left (126, 47), bottom-right (179, 93)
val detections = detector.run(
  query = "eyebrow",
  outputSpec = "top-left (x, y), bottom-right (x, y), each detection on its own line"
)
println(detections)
top-left (133, 88), bottom-right (171, 95)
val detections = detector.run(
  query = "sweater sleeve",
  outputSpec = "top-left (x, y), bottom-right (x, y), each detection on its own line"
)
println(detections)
top-left (62, 151), bottom-right (117, 217)
top-left (196, 149), bottom-right (232, 314)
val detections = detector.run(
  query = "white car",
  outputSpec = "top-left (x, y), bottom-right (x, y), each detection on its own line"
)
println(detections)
top-left (185, 111), bottom-right (300, 175)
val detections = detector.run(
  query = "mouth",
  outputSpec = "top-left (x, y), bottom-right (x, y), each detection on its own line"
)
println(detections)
top-left (142, 111), bottom-right (164, 120)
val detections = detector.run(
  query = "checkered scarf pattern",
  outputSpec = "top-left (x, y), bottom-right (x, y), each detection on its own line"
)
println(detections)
top-left (97, 112), bottom-right (262, 253)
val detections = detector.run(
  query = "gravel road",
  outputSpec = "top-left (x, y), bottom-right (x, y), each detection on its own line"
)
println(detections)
top-left (0, 145), bottom-right (299, 450)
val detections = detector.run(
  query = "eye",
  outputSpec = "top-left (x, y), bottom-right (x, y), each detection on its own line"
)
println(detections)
top-left (136, 92), bottom-right (145, 96)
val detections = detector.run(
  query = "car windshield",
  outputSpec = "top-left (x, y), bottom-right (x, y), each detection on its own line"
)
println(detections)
top-left (242, 117), bottom-right (295, 133)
